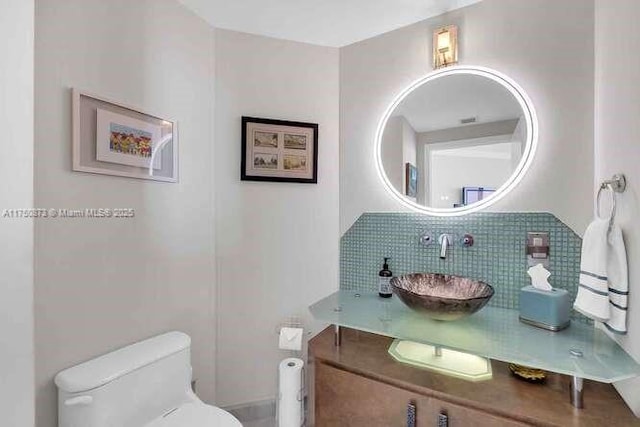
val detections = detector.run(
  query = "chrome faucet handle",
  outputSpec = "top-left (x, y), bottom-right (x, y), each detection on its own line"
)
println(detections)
top-left (419, 232), bottom-right (433, 247)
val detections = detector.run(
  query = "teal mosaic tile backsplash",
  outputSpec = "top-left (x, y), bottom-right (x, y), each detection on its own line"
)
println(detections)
top-left (340, 212), bottom-right (588, 321)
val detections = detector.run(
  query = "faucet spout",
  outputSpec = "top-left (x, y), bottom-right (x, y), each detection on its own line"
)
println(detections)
top-left (438, 234), bottom-right (451, 259)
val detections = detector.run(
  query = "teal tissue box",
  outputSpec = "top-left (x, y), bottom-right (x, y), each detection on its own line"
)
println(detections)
top-left (519, 286), bottom-right (571, 331)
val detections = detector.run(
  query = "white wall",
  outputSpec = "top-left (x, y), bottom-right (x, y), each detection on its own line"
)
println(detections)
top-left (381, 117), bottom-right (404, 193)
top-left (401, 117), bottom-right (418, 197)
top-left (214, 29), bottom-right (340, 407)
top-left (595, 0), bottom-right (640, 416)
top-left (340, 0), bottom-right (594, 234)
top-left (381, 116), bottom-right (418, 197)
top-left (430, 154), bottom-right (512, 208)
top-left (0, 1), bottom-right (35, 426)
top-left (34, 1), bottom-right (216, 426)
top-left (419, 119), bottom-right (518, 144)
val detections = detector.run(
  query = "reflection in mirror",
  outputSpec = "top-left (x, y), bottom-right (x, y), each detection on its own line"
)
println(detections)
top-left (380, 72), bottom-right (528, 210)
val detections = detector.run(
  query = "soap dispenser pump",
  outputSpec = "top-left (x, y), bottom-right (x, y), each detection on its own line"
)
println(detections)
top-left (378, 257), bottom-right (393, 298)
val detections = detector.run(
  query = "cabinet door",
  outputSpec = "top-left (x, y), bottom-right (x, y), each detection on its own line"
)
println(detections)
top-left (425, 398), bottom-right (531, 427)
top-left (315, 362), bottom-right (530, 427)
top-left (315, 361), bottom-right (421, 427)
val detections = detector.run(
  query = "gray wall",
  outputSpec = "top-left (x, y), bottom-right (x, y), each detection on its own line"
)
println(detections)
top-left (0, 1), bottom-right (35, 426)
top-left (34, 1), bottom-right (217, 426)
top-left (214, 29), bottom-right (340, 407)
top-left (340, 0), bottom-right (595, 234)
top-left (595, 0), bottom-right (640, 416)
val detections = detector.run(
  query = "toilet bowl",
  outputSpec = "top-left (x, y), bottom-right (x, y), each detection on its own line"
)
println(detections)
top-left (55, 332), bottom-right (241, 427)
top-left (145, 402), bottom-right (241, 427)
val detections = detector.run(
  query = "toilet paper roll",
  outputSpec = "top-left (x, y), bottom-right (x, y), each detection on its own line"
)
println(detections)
top-left (279, 327), bottom-right (304, 351)
top-left (278, 358), bottom-right (304, 427)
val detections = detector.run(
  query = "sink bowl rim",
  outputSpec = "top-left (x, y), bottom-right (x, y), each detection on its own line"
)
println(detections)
top-left (390, 272), bottom-right (495, 302)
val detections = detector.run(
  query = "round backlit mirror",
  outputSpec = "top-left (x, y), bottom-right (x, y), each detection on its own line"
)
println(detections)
top-left (375, 66), bottom-right (537, 216)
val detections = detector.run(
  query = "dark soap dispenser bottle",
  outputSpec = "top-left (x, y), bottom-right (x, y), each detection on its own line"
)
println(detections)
top-left (378, 257), bottom-right (393, 298)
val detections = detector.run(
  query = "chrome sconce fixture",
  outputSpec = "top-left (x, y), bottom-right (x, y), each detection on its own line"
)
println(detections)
top-left (433, 25), bottom-right (458, 69)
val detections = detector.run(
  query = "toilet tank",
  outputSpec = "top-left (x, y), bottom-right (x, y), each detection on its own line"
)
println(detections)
top-left (55, 332), bottom-right (195, 427)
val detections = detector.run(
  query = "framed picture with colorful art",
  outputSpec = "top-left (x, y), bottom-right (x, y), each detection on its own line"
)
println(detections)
top-left (72, 89), bottom-right (178, 182)
top-left (241, 116), bottom-right (318, 184)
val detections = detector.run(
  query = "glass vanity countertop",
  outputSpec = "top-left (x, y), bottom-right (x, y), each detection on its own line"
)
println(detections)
top-left (309, 291), bottom-right (640, 383)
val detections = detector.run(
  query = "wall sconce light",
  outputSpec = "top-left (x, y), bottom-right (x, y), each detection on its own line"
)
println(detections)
top-left (433, 25), bottom-right (458, 69)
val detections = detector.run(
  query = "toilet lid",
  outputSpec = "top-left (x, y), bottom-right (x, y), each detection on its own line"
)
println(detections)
top-left (146, 402), bottom-right (242, 427)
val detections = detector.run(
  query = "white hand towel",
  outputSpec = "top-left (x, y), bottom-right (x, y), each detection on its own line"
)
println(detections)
top-left (604, 224), bottom-right (628, 335)
top-left (573, 218), bottom-right (629, 334)
top-left (574, 219), bottom-right (611, 322)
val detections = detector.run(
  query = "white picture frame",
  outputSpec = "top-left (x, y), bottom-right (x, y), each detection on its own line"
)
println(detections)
top-left (72, 88), bottom-right (178, 182)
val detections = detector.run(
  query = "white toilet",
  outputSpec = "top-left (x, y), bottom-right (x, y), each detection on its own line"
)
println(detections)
top-left (55, 332), bottom-right (242, 427)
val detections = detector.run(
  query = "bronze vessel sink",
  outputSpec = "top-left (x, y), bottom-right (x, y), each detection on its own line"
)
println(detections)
top-left (391, 273), bottom-right (494, 321)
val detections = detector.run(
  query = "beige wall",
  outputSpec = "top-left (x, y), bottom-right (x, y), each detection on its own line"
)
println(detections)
top-left (0, 1), bottom-right (35, 426)
top-left (595, 0), bottom-right (640, 416)
top-left (34, 1), bottom-right (216, 426)
top-left (340, 0), bottom-right (595, 234)
top-left (214, 29), bottom-right (340, 407)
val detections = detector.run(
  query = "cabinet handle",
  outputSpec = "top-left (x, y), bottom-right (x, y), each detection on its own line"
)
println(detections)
top-left (407, 401), bottom-right (416, 427)
top-left (438, 411), bottom-right (449, 427)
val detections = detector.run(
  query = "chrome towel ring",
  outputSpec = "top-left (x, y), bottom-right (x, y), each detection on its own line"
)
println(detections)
top-left (596, 173), bottom-right (626, 225)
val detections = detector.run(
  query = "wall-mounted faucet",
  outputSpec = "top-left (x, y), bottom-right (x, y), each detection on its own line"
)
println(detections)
top-left (419, 232), bottom-right (474, 259)
top-left (438, 234), bottom-right (452, 259)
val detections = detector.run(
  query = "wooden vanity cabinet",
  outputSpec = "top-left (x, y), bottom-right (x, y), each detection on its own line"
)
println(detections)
top-left (315, 362), bottom-right (527, 427)
top-left (308, 327), bottom-right (640, 427)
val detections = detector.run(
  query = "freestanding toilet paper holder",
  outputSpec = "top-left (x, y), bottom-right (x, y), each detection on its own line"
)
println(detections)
top-left (276, 359), bottom-right (306, 427)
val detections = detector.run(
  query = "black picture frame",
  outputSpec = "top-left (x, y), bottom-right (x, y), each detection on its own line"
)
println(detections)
top-left (241, 116), bottom-right (318, 184)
